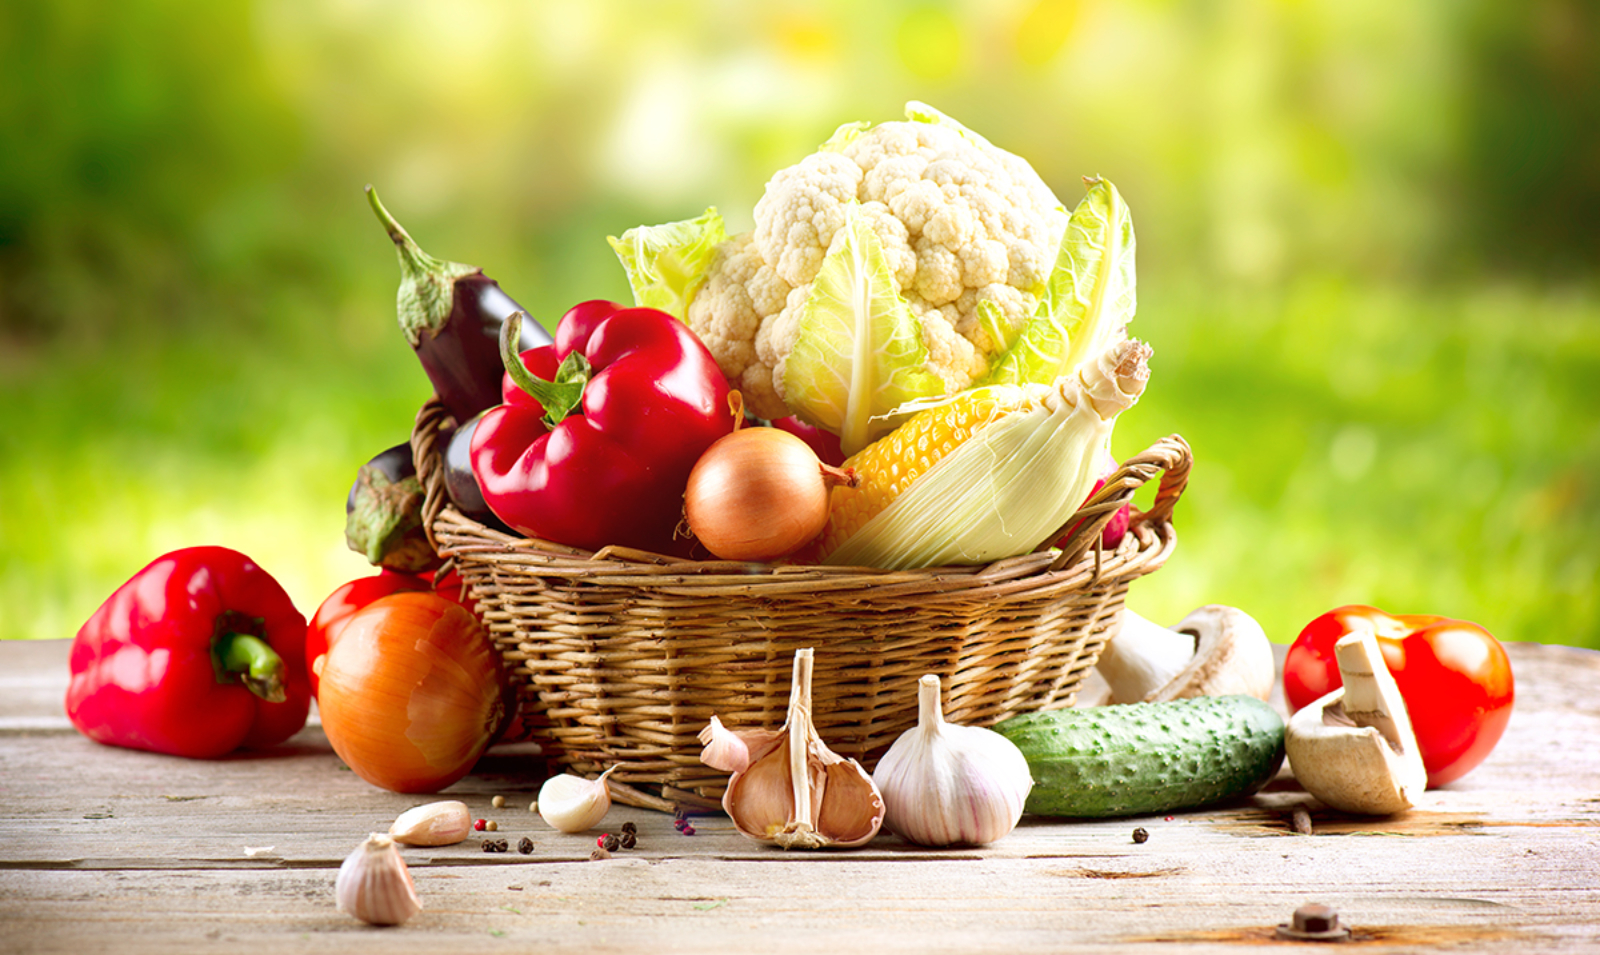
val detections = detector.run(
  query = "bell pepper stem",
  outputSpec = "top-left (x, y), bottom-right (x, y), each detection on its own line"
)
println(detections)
top-left (212, 632), bottom-right (289, 704)
top-left (500, 312), bottom-right (588, 428)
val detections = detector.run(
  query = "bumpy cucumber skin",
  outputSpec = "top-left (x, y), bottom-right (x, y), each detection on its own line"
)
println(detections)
top-left (993, 695), bottom-right (1286, 818)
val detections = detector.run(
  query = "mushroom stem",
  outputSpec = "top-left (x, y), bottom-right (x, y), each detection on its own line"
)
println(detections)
top-left (1096, 605), bottom-right (1276, 704)
top-left (1096, 609), bottom-right (1194, 703)
top-left (1284, 631), bottom-right (1427, 815)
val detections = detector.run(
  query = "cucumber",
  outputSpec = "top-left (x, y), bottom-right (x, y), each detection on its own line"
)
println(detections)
top-left (992, 695), bottom-right (1285, 818)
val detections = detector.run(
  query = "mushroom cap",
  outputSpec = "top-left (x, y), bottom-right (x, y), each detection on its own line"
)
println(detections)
top-left (1144, 605), bottom-right (1277, 703)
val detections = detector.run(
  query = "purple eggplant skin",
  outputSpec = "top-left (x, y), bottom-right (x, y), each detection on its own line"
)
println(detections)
top-left (444, 410), bottom-right (514, 534)
top-left (367, 185), bottom-right (553, 424)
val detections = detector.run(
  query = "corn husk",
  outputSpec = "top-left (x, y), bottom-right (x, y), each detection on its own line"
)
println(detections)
top-left (823, 337), bottom-right (1151, 570)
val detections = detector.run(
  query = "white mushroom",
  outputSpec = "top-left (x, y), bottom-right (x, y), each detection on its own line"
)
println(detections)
top-left (1092, 605), bottom-right (1277, 704)
top-left (1284, 629), bottom-right (1427, 815)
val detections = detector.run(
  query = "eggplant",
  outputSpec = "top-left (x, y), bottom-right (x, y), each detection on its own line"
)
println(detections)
top-left (344, 442), bottom-right (439, 574)
top-left (444, 410), bottom-right (500, 526)
top-left (366, 186), bottom-right (554, 423)
top-left (345, 424), bottom-right (514, 571)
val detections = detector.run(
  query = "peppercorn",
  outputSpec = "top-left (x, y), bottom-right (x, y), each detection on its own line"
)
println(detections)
top-left (1132, 827), bottom-right (1149, 844)
top-left (485, 820), bottom-right (498, 832)
top-left (517, 837), bottom-right (534, 855)
top-left (589, 847), bottom-right (611, 861)
top-left (620, 821), bottom-right (637, 835)
top-left (482, 838), bottom-right (509, 853)
top-left (619, 831), bottom-right (637, 850)
top-left (601, 833), bottom-right (620, 852)
top-left (492, 795), bottom-right (506, 809)
top-left (474, 818), bottom-right (487, 831)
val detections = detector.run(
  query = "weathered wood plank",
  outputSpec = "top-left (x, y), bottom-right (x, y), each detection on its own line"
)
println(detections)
top-left (2, 639), bottom-right (1597, 953)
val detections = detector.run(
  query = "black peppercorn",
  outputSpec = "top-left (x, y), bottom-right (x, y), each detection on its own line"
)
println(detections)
top-left (619, 831), bottom-right (637, 849)
top-left (1132, 827), bottom-right (1149, 844)
top-left (620, 821), bottom-right (637, 835)
top-left (482, 838), bottom-right (509, 853)
top-left (517, 837), bottom-right (534, 854)
top-left (601, 833), bottom-right (620, 852)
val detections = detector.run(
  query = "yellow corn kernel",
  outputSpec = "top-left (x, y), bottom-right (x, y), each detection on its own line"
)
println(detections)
top-left (818, 387), bottom-right (1031, 558)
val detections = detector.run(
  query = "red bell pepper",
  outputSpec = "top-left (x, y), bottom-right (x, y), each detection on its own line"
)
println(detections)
top-left (1282, 605), bottom-right (1515, 787)
top-left (470, 300), bottom-right (736, 554)
top-left (65, 546), bottom-right (311, 759)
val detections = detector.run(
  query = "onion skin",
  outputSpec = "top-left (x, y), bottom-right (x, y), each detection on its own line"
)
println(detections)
top-left (684, 427), bottom-right (854, 562)
top-left (317, 592), bottom-right (510, 793)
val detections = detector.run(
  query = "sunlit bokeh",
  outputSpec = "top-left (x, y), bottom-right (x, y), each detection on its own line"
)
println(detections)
top-left (2, 0), bottom-right (1595, 649)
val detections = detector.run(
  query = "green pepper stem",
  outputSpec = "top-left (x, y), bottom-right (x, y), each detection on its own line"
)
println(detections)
top-left (213, 633), bottom-right (289, 704)
top-left (499, 312), bottom-right (588, 428)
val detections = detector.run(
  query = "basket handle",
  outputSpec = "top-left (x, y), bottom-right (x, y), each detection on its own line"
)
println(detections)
top-left (1047, 433), bottom-right (1192, 572)
top-left (410, 396), bottom-right (455, 555)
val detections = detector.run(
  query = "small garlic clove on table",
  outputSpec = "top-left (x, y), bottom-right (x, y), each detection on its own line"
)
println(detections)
top-left (336, 833), bottom-right (422, 926)
top-left (699, 648), bottom-right (884, 849)
top-left (537, 765), bottom-right (617, 833)
top-left (389, 800), bottom-right (471, 847)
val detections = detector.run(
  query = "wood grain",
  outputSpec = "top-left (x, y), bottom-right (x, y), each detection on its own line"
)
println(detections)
top-left (3, 638), bottom-right (1597, 953)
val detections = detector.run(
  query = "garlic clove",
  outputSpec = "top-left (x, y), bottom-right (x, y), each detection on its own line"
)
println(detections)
top-left (536, 765), bottom-right (617, 833)
top-left (388, 800), bottom-right (471, 847)
top-left (705, 648), bottom-right (885, 849)
top-left (698, 715), bottom-right (784, 774)
top-left (336, 833), bottom-right (422, 926)
top-left (873, 674), bottom-right (1034, 847)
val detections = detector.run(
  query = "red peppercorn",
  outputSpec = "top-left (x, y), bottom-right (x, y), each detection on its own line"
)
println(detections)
top-left (474, 818), bottom-right (487, 831)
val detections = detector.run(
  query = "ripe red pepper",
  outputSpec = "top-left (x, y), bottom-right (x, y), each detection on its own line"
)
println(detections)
top-left (470, 300), bottom-right (736, 554)
top-left (65, 546), bottom-right (311, 759)
top-left (1283, 605), bottom-right (1514, 787)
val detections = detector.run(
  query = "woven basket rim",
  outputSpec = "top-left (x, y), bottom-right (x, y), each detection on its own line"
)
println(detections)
top-left (409, 395), bottom-right (1192, 582)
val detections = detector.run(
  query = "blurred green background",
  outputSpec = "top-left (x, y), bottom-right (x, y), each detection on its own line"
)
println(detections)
top-left (2, 0), bottom-right (1596, 649)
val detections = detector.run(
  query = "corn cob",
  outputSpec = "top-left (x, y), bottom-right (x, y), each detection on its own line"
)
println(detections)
top-left (817, 383), bottom-right (1049, 558)
top-left (820, 337), bottom-right (1151, 569)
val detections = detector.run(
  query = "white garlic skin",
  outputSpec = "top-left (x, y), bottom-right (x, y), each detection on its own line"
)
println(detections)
top-left (873, 676), bottom-right (1034, 847)
top-left (537, 766), bottom-right (616, 834)
top-left (336, 833), bottom-right (422, 926)
top-left (389, 800), bottom-right (471, 847)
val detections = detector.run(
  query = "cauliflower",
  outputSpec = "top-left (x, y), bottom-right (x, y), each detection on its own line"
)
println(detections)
top-left (687, 104), bottom-right (1070, 422)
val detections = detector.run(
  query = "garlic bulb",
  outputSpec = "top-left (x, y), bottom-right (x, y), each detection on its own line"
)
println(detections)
top-left (699, 647), bottom-right (884, 849)
top-left (388, 800), bottom-right (471, 847)
top-left (336, 833), bottom-right (422, 926)
top-left (872, 675), bottom-right (1034, 847)
top-left (537, 765), bottom-right (617, 833)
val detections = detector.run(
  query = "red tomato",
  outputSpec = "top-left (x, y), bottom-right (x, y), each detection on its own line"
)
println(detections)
top-left (306, 570), bottom-right (476, 698)
top-left (1283, 605), bottom-right (1514, 787)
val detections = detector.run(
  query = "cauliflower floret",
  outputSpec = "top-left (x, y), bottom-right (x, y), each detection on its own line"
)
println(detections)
top-left (686, 107), bottom-right (1069, 422)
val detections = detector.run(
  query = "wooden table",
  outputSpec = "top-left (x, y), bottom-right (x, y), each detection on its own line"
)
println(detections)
top-left (3, 638), bottom-right (1596, 953)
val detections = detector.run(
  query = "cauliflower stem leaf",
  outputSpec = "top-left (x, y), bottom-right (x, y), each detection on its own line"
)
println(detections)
top-left (783, 201), bottom-right (945, 455)
top-left (984, 177), bottom-right (1136, 388)
top-left (608, 207), bottom-right (728, 320)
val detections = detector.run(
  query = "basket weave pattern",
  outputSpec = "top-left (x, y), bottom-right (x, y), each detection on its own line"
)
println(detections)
top-left (412, 397), bottom-right (1191, 807)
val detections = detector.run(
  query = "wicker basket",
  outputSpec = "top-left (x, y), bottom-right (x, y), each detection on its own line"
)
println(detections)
top-left (411, 397), bottom-right (1191, 811)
